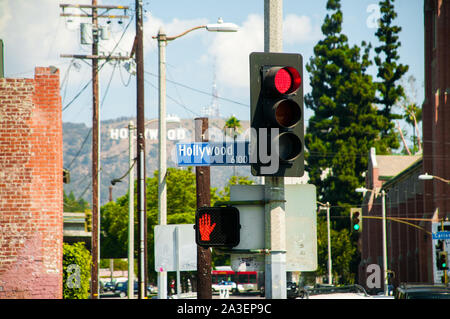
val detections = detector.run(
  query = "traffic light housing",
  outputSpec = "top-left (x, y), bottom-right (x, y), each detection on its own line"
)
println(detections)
top-left (195, 206), bottom-right (240, 247)
top-left (63, 169), bottom-right (70, 184)
top-left (437, 251), bottom-right (448, 270)
top-left (350, 208), bottom-right (362, 232)
top-left (249, 52), bottom-right (304, 177)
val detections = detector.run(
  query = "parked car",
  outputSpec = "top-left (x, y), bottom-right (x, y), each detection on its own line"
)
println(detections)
top-left (114, 280), bottom-right (138, 298)
top-left (395, 284), bottom-right (450, 299)
top-left (103, 281), bottom-right (115, 292)
top-left (298, 284), bottom-right (375, 299)
top-left (286, 281), bottom-right (299, 299)
top-left (212, 280), bottom-right (237, 294)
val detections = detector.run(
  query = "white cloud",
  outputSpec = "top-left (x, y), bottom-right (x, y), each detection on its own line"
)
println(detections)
top-left (207, 14), bottom-right (264, 89)
top-left (284, 14), bottom-right (321, 44)
top-left (207, 13), bottom-right (320, 90)
top-left (0, 0), bottom-right (81, 76)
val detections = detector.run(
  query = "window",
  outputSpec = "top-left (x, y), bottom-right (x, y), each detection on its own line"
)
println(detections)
top-left (238, 274), bottom-right (249, 284)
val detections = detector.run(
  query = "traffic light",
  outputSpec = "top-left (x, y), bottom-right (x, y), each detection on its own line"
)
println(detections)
top-left (63, 169), bottom-right (70, 184)
top-left (249, 52), bottom-right (304, 177)
top-left (350, 208), bottom-right (362, 232)
top-left (195, 206), bottom-right (240, 247)
top-left (437, 251), bottom-right (448, 270)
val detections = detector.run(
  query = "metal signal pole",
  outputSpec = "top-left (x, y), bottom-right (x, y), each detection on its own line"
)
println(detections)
top-left (264, 0), bottom-right (287, 299)
top-left (135, 0), bottom-right (147, 299)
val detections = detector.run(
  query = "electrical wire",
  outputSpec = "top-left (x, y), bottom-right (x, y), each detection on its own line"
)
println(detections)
top-left (62, 14), bottom-right (134, 113)
top-left (65, 128), bottom-right (92, 170)
top-left (144, 70), bottom-right (249, 108)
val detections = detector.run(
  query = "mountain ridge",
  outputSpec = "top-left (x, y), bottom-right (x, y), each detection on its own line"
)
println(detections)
top-left (63, 117), bottom-right (256, 206)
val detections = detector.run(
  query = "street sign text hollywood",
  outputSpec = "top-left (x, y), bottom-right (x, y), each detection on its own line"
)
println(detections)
top-left (176, 125), bottom-right (284, 174)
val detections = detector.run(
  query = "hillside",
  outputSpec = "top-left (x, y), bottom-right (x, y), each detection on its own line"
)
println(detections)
top-left (63, 117), bottom-right (258, 206)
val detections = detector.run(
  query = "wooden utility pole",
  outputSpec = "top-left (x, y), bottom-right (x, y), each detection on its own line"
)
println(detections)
top-left (91, 0), bottom-right (100, 299)
top-left (59, 2), bottom-right (129, 299)
top-left (135, 0), bottom-right (147, 299)
top-left (195, 117), bottom-right (212, 299)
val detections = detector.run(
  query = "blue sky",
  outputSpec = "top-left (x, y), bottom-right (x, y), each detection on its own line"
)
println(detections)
top-left (1, 0), bottom-right (424, 131)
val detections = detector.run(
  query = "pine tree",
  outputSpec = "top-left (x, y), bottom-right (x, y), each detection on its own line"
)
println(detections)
top-left (305, 0), bottom-right (385, 210)
top-left (374, 0), bottom-right (409, 150)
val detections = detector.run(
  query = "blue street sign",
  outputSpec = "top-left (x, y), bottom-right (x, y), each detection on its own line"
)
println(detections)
top-left (176, 141), bottom-right (250, 166)
top-left (432, 231), bottom-right (450, 240)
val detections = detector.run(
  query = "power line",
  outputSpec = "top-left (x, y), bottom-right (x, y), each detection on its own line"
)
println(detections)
top-left (61, 14), bottom-right (134, 113)
top-left (66, 128), bottom-right (92, 170)
top-left (144, 70), bottom-right (249, 108)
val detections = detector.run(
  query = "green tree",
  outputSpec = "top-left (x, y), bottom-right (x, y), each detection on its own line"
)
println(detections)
top-left (100, 201), bottom-right (128, 258)
top-left (63, 190), bottom-right (90, 212)
top-left (373, 0), bottom-right (409, 151)
top-left (316, 218), bottom-right (356, 284)
top-left (100, 167), bottom-right (222, 284)
top-left (374, 0), bottom-right (409, 118)
top-left (305, 0), bottom-right (384, 211)
top-left (63, 242), bottom-right (91, 299)
top-left (397, 75), bottom-right (422, 154)
top-left (223, 116), bottom-right (242, 176)
top-left (223, 115), bottom-right (242, 140)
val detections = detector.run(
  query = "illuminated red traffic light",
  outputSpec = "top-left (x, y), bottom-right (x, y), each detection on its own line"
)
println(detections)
top-left (266, 66), bottom-right (301, 94)
top-left (274, 68), bottom-right (292, 93)
top-left (274, 66), bottom-right (301, 94)
top-left (250, 52), bottom-right (304, 177)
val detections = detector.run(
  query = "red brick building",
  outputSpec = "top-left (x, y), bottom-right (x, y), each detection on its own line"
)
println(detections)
top-left (0, 67), bottom-right (63, 298)
top-left (358, 0), bottom-right (449, 292)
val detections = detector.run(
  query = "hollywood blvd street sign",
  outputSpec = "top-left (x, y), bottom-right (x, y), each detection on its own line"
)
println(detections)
top-left (176, 141), bottom-right (250, 166)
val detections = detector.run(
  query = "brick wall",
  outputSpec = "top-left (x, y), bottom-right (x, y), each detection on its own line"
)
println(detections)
top-left (0, 67), bottom-right (63, 298)
top-left (423, 0), bottom-right (450, 283)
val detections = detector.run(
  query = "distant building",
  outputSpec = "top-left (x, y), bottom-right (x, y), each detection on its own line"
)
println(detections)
top-left (63, 212), bottom-right (91, 250)
top-left (358, 0), bottom-right (449, 292)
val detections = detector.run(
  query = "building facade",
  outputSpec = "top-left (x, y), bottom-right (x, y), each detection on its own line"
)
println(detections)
top-left (358, 0), bottom-right (449, 292)
top-left (0, 67), bottom-right (63, 298)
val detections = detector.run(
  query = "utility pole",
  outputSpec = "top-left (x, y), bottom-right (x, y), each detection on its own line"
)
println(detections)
top-left (263, 0), bottom-right (287, 299)
top-left (91, 0), bottom-right (100, 300)
top-left (128, 121), bottom-right (135, 299)
top-left (381, 190), bottom-right (388, 296)
top-left (135, 0), bottom-right (147, 299)
top-left (195, 117), bottom-right (212, 299)
top-left (59, 2), bottom-right (129, 299)
top-left (325, 203), bottom-right (332, 284)
top-left (156, 26), bottom-right (168, 300)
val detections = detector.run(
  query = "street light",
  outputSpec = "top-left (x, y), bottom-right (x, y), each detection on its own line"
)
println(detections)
top-left (355, 187), bottom-right (389, 296)
top-left (153, 18), bottom-right (238, 300)
top-left (418, 173), bottom-right (450, 184)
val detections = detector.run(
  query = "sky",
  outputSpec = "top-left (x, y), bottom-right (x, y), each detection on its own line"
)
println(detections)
top-left (0, 0), bottom-right (424, 132)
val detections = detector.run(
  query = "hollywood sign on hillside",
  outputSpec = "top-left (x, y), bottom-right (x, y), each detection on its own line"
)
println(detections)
top-left (109, 127), bottom-right (189, 141)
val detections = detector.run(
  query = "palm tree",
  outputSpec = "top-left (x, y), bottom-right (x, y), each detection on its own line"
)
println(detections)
top-left (223, 116), bottom-right (242, 176)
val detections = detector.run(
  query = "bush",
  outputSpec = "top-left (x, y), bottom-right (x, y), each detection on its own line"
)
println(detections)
top-left (63, 242), bottom-right (92, 299)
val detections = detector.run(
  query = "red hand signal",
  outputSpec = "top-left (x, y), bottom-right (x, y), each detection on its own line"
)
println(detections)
top-left (199, 213), bottom-right (216, 241)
